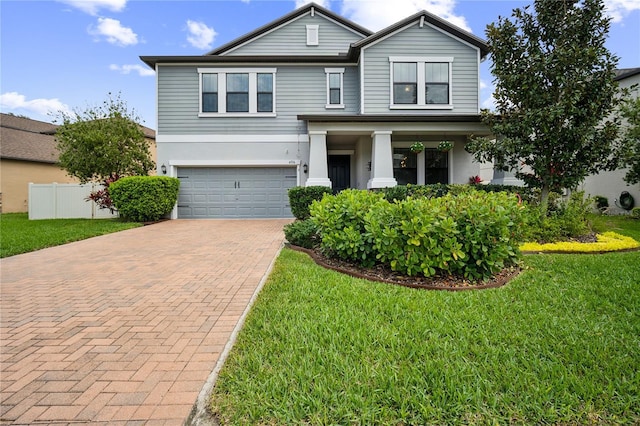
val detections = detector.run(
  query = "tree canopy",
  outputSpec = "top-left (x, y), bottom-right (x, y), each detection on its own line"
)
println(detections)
top-left (620, 95), bottom-right (640, 185)
top-left (467, 0), bottom-right (627, 207)
top-left (55, 93), bottom-right (155, 184)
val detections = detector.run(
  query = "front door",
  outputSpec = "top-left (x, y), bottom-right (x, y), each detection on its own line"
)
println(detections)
top-left (328, 155), bottom-right (350, 193)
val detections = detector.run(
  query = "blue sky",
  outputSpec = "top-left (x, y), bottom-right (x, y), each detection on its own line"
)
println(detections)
top-left (1, 0), bottom-right (638, 130)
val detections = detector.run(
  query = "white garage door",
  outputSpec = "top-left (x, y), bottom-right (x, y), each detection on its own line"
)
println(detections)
top-left (177, 167), bottom-right (296, 218)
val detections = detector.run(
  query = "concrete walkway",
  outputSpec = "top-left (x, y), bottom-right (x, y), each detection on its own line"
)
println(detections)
top-left (0, 219), bottom-right (290, 425)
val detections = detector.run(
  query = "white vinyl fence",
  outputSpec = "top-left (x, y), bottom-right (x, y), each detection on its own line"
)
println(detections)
top-left (28, 183), bottom-right (119, 220)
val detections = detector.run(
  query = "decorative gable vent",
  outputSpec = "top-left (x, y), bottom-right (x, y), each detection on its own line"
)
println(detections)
top-left (306, 24), bottom-right (319, 46)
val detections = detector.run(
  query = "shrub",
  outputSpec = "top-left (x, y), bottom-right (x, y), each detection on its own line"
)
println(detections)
top-left (310, 189), bottom-right (385, 266)
top-left (283, 219), bottom-right (319, 249)
top-left (288, 186), bottom-right (333, 220)
top-left (594, 195), bottom-right (609, 212)
top-left (367, 190), bottom-right (524, 280)
top-left (522, 191), bottom-right (592, 243)
top-left (631, 207), bottom-right (640, 219)
top-left (110, 176), bottom-right (179, 222)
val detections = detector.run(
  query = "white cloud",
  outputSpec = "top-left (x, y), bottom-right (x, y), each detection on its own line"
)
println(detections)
top-left (295, 0), bottom-right (330, 7)
top-left (605, 0), bottom-right (640, 23)
top-left (0, 92), bottom-right (72, 117)
top-left (340, 0), bottom-right (470, 32)
top-left (89, 17), bottom-right (138, 46)
top-left (186, 20), bottom-right (217, 50)
top-left (109, 64), bottom-right (155, 77)
top-left (58, 0), bottom-right (127, 16)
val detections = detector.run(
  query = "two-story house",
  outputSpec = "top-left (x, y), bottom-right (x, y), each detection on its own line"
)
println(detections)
top-left (140, 2), bottom-right (491, 219)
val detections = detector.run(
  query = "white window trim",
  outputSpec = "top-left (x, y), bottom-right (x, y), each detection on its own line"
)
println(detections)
top-left (389, 56), bottom-right (453, 110)
top-left (197, 67), bottom-right (277, 117)
top-left (325, 67), bottom-right (345, 109)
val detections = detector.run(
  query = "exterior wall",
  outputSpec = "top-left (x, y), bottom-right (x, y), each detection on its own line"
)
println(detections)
top-left (361, 22), bottom-right (480, 115)
top-left (157, 65), bottom-right (359, 136)
top-left (580, 168), bottom-right (639, 214)
top-left (0, 159), bottom-right (78, 213)
top-left (580, 72), bottom-right (640, 214)
top-left (223, 13), bottom-right (364, 56)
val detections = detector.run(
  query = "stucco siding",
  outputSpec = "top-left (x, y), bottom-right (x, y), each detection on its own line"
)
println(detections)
top-left (0, 160), bottom-right (78, 213)
top-left (157, 65), bottom-right (359, 135)
top-left (361, 22), bottom-right (480, 115)
top-left (222, 13), bottom-right (364, 56)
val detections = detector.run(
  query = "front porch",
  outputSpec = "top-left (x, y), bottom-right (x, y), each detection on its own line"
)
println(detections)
top-left (298, 115), bottom-right (493, 191)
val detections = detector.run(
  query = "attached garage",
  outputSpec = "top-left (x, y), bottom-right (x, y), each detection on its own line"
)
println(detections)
top-left (176, 167), bottom-right (297, 218)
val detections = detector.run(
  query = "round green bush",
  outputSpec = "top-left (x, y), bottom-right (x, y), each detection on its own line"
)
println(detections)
top-left (288, 186), bottom-right (333, 220)
top-left (110, 176), bottom-right (180, 222)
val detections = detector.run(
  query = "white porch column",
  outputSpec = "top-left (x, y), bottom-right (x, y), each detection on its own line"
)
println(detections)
top-left (367, 130), bottom-right (397, 189)
top-left (305, 130), bottom-right (332, 188)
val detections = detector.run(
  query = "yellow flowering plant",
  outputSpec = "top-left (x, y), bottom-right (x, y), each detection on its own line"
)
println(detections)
top-left (520, 232), bottom-right (639, 253)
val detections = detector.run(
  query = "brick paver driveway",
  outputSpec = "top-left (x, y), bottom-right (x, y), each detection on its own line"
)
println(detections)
top-left (1, 219), bottom-right (290, 425)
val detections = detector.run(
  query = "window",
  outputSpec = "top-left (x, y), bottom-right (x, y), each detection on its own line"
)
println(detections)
top-left (226, 73), bottom-right (249, 112)
top-left (257, 73), bottom-right (273, 113)
top-left (325, 68), bottom-right (344, 108)
top-left (202, 73), bottom-right (218, 112)
top-left (198, 68), bottom-right (276, 116)
top-left (425, 63), bottom-right (449, 104)
top-left (425, 149), bottom-right (448, 184)
top-left (389, 57), bottom-right (453, 109)
top-left (393, 63), bottom-right (417, 104)
top-left (393, 148), bottom-right (417, 185)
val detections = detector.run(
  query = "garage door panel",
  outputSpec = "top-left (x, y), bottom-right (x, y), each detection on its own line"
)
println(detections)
top-left (178, 167), bottom-right (295, 218)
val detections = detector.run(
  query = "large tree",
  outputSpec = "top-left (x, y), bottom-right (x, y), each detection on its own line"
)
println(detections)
top-left (467, 0), bottom-right (626, 208)
top-left (620, 96), bottom-right (640, 185)
top-left (55, 92), bottom-right (155, 184)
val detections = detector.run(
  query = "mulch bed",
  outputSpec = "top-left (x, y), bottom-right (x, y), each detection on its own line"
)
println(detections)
top-left (286, 244), bottom-right (521, 291)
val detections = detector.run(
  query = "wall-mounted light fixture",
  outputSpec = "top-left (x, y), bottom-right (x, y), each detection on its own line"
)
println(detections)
top-left (161, 164), bottom-right (167, 175)
top-left (303, 163), bottom-right (308, 174)
top-left (367, 161), bottom-right (372, 171)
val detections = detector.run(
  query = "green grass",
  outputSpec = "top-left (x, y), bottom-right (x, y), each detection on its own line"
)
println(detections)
top-left (0, 213), bottom-right (141, 258)
top-left (211, 216), bottom-right (640, 425)
top-left (590, 213), bottom-right (640, 242)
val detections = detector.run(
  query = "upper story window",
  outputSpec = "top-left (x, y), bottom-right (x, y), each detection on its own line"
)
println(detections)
top-left (198, 68), bottom-right (276, 117)
top-left (389, 57), bottom-right (453, 110)
top-left (306, 25), bottom-right (319, 46)
top-left (325, 68), bottom-right (344, 109)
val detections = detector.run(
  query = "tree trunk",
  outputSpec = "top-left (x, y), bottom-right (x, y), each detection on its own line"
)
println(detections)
top-left (540, 185), bottom-right (550, 214)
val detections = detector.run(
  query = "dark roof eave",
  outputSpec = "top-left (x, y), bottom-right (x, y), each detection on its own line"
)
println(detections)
top-left (0, 156), bottom-right (58, 164)
top-left (614, 67), bottom-right (640, 81)
top-left (297, 114), bottom-right (484, 123)
top-left (140, 54), bottom-right (357, 69)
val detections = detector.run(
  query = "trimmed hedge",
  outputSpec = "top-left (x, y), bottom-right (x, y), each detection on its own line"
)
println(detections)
top-left (310, 188), bottom-right (525, 280)
top-left (310, 189), bottom-right (385, 267)
top-left (110, 176), bottom-right (180, 222)
top-left (288, 186), bottom-right (333, 220)
top-left (283, 219), bottom-right (319, 249)
top-left (379, 183), bottom-right (538, 204)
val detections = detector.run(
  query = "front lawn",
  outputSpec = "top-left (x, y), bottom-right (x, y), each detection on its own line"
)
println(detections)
top-left (211, 216), bottom-right (640, 424)
top-left (0, 213), bottom-right (141, 258)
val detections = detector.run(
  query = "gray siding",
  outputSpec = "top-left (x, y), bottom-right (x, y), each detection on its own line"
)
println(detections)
top-left (157, 65), bottom-right (359, 135)
top-left (362, 22), bottom-right (480, 115)
top-left (223, 13), bottom-right (364, 56)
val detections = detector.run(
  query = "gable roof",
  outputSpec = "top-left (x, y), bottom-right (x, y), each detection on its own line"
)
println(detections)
top-left (140, 4), bottom-right (488, 68)
top-left (0, 113), bottom-right (60, 163)
top-left (207, 2), bottom-right (372, 56)
top-left (351, 10), bottom-right (489, 58)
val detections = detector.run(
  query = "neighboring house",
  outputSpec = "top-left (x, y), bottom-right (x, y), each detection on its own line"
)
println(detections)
top-left (0, 113), bottom-right (157, 213)
top-left (580, 67), bottom-right (640, 214)
top-left (141, 2), bottom-right (492, 219)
